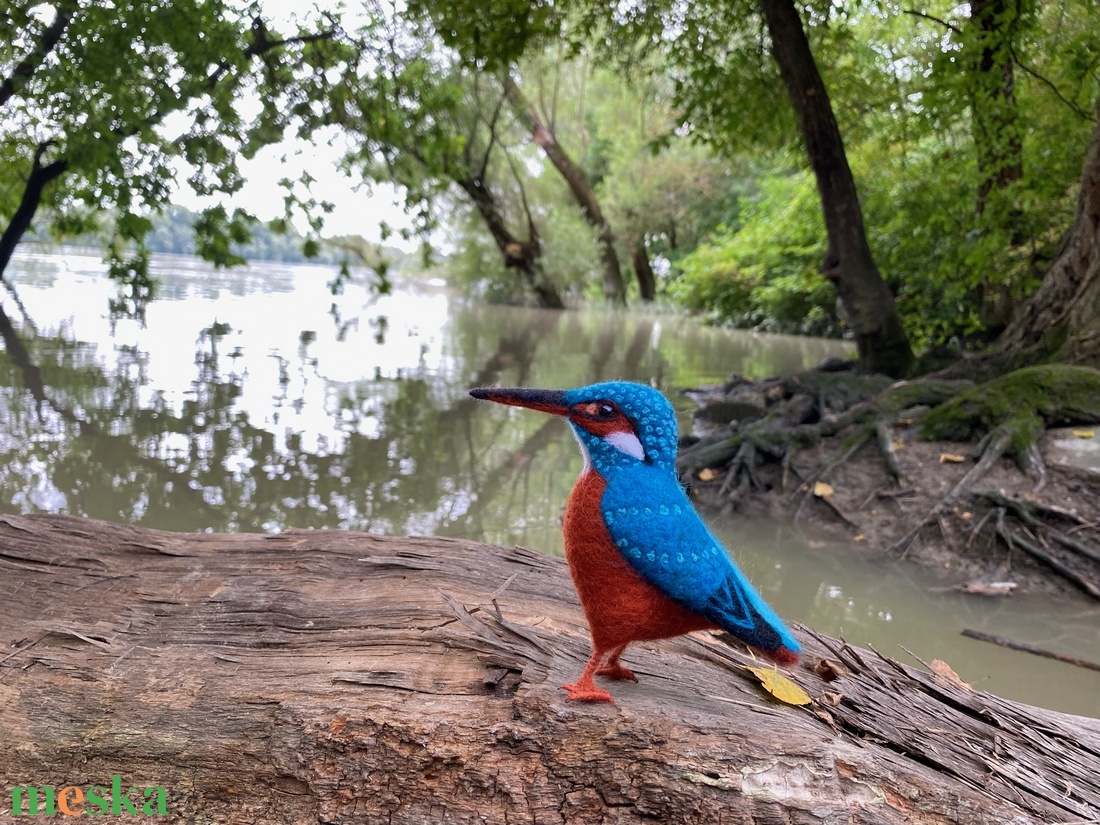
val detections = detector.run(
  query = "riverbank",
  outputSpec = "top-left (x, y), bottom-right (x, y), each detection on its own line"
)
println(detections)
top-left (688, 375), bottom-right (1100, 598)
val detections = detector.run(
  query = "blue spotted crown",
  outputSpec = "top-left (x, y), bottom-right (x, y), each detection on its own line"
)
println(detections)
top-left (562, 381), bottom-right (679, 473)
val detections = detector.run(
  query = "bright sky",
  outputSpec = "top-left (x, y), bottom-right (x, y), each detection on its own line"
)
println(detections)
top-left (178, 131), bottom-right (414, 245)
top-left (173, 0), bottom-right (416, 248)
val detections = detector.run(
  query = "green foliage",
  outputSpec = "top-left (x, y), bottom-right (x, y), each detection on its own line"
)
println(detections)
top-left (409, 0), bottom-right (562, 70)
top-left (192, 205), bottom-right (254, 269)
top-left (4, 0), bottom-right (1100, 348)
top-left (106, 246), bottom-right (157, 322)
top-left (642, 0), bottom-right (1098, 346)
top-left (1, 0), bottom-right (338, 280)
top-left (670, 170), bottom-right (838, 336)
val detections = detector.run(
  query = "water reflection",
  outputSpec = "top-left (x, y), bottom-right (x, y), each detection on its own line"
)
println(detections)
top-left (2, 248), bottom-right (1098, 717)
top-left (1, 247), bottom-right (843, 540)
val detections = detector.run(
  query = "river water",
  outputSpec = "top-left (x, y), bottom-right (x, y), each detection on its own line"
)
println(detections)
top-left (3, 247), bottom-right (1099, 717)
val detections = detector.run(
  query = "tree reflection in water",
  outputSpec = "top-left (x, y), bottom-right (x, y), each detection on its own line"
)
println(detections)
top-left (0, 251), bottom-right (848, 552)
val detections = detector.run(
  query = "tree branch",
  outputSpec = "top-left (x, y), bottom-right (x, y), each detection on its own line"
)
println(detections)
top-left (0, 141), bottom-right (68, 280)
top-left (902, 9), bottom-right (962, 36)
top-left (0, 0), bottom-right (78, 109)
top-left (476, 89), bottom-right (507, 180)
top-left (1009, 45), bottom-right (1094, 121)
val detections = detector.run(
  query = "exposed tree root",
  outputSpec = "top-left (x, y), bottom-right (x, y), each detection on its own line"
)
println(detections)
top-left (682, 364), bottom-right (1100, 596)
top-left (887, 427), bottom-right (1012, 556)
top-left (678, 367), bottom-right (971, 480)
top-left (977, 488), bottom-right (1100, 566)
top-left (994, 521), bottom-right (1100, 600)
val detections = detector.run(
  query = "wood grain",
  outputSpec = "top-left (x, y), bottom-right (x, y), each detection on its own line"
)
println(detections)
top-left (1, 514), bottom-right (1097, 823)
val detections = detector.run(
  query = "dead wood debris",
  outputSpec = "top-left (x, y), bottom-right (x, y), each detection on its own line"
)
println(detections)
top-left (961, 629), bottom-right (1100, 674)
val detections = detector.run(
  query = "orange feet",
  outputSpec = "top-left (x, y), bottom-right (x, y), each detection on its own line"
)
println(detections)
top-left (563, 645), bottom-right (636, 702)
top-left (596, 662), bottom-right (637, 682)
top-left (562, 680), bottom-right (614, 703)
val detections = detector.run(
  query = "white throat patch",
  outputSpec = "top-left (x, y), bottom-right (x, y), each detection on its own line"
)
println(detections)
top-left (604, 430), bottom-right (646, 461)
top-left (571, 428), bottom-right (592, 471)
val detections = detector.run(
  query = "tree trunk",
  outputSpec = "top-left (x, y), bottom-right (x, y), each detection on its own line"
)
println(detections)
top-left (2, 514), bottom-right (1099, 823)
top-left (992, 103), bottom-right (1100, 369)
top-left (0, 143), bottom-right (67, 282)
top-left (631, 235), bottom-right (657, 302)
top-left (970, 0), bottom-right (1025, 336)
top-left (761, 0), bottom-right (914, 378)
top-left (501, 74), bottom-right (628, 304)
top-left (454, 174), bottom-right (565, 309)
top-left (971, 0), bottom-right (1024, 214)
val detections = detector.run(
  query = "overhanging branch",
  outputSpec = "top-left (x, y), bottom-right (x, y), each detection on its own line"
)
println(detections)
top-left (0, 0), bottom-right (78, 109)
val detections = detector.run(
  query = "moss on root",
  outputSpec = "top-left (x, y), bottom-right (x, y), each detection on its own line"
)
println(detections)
top-left (919, 365), bottom-right (1100, 457)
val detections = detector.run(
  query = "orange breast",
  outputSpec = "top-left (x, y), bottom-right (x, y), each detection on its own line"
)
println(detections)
top-left (562, 471), bottom-right (715, 651)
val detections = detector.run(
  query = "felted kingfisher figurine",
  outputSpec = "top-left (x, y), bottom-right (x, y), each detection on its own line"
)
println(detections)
top-left (470, 380), bottom-right (801, 703)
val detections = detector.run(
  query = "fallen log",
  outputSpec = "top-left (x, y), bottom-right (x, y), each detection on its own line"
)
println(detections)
top-left (1, 514), bottom-right (1098, 824)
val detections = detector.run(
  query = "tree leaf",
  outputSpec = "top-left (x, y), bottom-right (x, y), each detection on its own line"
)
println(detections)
top-left (745, 666), bottom-right (812, 706)
top-left (930, 659), bottom-right (972, 691)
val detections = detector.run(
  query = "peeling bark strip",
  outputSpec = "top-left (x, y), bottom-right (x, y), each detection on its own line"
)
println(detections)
top-left (1, 515), bottom-right (1098, 824)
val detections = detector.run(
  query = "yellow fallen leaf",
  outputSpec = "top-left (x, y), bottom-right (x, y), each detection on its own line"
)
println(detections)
top-left (698, 468), bottom-right (719, 481)
top-left (745, 666), bottom-right (812, 706)
top-left (813, 481), bottom-right (834, 497)
top-left (891, 440), bottom-right (905, 451)
top-left (939, 453), bottom-right (966, 463)
top-left (853, 534), bottom-right (865, 542)
top-left (1073, 429), bottom-right (1095, 438)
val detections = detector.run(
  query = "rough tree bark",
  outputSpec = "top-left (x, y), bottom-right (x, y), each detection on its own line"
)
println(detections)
top-left (501, 74), bottom-right (630, 304)
top-left (761, 0), bottom-right (914, 378)
top-left (990, 101), bottom-right (1100, 370)
top-left (2, 514), bottom-right (1098, 824)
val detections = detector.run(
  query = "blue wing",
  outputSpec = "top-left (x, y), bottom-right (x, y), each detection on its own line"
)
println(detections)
top-left (601, 463), bottom-right (801, 659)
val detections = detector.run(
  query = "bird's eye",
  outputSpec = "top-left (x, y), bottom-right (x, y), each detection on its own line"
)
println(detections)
top-left (573, 401), bottom-right (620, 420)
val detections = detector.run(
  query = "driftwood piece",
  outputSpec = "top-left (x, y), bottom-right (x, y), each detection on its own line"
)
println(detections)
top-left (962, 628), bottom-right (1100, 673)
top-left (1, 514), bottom-right (1099, 824)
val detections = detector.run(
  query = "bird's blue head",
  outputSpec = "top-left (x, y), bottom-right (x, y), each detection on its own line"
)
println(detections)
top-left (470, 381), bottom-right (679, 478)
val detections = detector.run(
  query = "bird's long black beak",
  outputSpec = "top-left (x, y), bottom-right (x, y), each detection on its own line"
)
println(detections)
top-left (469, 387), bottom-right (570, 417)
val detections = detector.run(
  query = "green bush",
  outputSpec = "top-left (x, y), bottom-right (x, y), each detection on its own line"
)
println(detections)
top-left (670, 170), bottom-right (838, 336)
